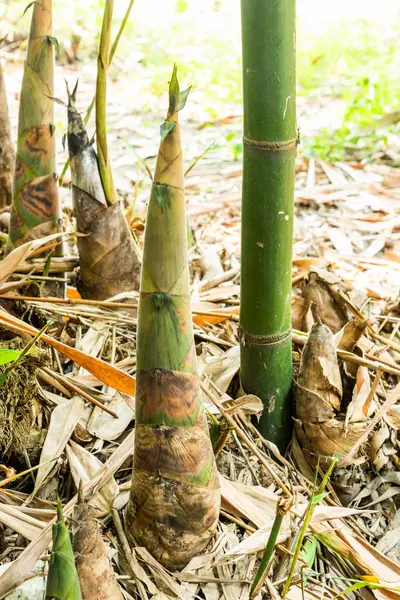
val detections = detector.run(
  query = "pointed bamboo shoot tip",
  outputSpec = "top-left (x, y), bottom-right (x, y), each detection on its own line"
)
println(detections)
top-left (56, 497), bottom-right (64, 523)
top-left (78, 480), bottom-right (85, 505)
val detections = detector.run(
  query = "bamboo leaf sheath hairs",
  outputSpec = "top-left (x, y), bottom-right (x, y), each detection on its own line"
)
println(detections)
top-left (9, 1), bottom-right (62, 260)
top-left (125, 66), bottom-right (220, 570)
top-left (239, 0), bottom-right (297, 451)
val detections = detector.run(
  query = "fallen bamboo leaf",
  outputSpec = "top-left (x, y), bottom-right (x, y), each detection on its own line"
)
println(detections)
top-left (345, 366), bottom-right (375, 427)
top-left (0, 562), bottom-right (47, 600)
top-left (0, 232), bottom-right (73, 285)
top-left (66, 440), bottom-right (119, 516)
top-left (0, 504), bottom-right (45, 541)
top-left (87, 390), bottom-right (134, 441)
top-left (0, 310), bottom-right (136, 394)
top-left (33, 395), bottom-right (87, 496)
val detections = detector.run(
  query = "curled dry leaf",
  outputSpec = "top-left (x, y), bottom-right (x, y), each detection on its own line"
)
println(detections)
top-left (345, 366), bottom-right (375, 427)
top-left (295, 322), bottom-right (342, 423)
top-left (370, 423), bottom-right (391, 472)
top-left (300, 268), bottom-right (350, 332)
top-left (294, 322), bottom-right (369, 486)
top-left (87, 391), bottom-right (134, 441)
top-left (33, 396), bottom-right (87, 496)
top-left (203, 345), bottom-right (240, 393)
top-left (291, 295), bottom-right (310, 331)
top-left (66, 441), bottom-right (119, 516)
top-left (384, 406), bottom-right (400, 430)
top-left (219, 393), bottom-right (263, 417)
top-left (334, 318), bottom-right (369, 352)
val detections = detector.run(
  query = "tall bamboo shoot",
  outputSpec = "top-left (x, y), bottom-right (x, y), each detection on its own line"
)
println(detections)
top-left (125, 67), bottom-right (220, 570)
top-left (9, 0), bottom-right (61, 249)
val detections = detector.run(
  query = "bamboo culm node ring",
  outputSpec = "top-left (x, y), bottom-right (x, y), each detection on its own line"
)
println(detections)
top-left (243, 136), bottom-right (299, 153)
top-left (238, 326), bottom-right (292, 347)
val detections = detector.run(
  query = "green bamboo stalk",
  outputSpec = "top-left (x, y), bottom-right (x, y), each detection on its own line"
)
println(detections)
top-left (59, 0), bottom-right (136, 187)
top-left (9, 0), bottom-right (61, 248)
top-left (45, 500), bottom-right (82, 600)
top-left (125, 66), bottom-right (220, 570)
top-left (239, 0), bottom-right (297, 451)
top-left (96, 0), bottom-right (116, 206)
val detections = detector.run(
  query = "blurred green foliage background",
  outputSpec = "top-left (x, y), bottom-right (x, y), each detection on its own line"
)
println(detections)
top-left (1, 0), bottom-right (399, 163)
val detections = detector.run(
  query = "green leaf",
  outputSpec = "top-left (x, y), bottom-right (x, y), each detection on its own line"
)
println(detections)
top-left (312, 491), bottom-right (330, 504)
top-left (0, 349), bottom-right (22, 366)
top-left (168, 64), bottom-right (179, 114)
top-left (178, 86), bottom-right (191, 111)
top-left (22, 1), bottom-right (38, 17)
top-left (43, 252), bottom-right (53, 278)
top-left (46, 95), bottom-right (68, 107)
top-left (301, 535), bottom-right (318, 568)
top-left (154, 183), bottom-right (170, 210)
top-left (333, 580), bottom-right (372, 599)
top-left (160, 120), bottom-right (176, 142)
top-left (47, 36), bottom-right (60, 52)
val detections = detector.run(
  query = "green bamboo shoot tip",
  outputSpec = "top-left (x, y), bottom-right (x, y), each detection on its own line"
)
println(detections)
top-left (46, 500), bottom-right (82, 599)
top-left (125, 66), bottom-right (220, 570)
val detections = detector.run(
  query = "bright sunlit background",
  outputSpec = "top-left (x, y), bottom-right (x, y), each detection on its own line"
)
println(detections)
top-left (1, 0), bottom-right (399, 163)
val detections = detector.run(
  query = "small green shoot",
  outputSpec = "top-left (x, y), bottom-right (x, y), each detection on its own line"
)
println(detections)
top-left (281, 455), bottom-right (339, 598)
top-left (251, 498), bottom-right (292, 598)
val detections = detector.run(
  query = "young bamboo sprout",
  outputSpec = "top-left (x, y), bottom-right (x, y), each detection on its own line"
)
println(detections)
top-left (66, 0), bottom-right (140, 300)
top-left (72, 485), bottom-right (123, 600)
top-left (0, 58), bottom-right (15, 209)
top-left (125, 66), bottom-right (220, 570)
top-left (45, 500), bottom-right (82, 600)
top-left (240, 0), bottom-right (297, 450)
top-left (67, 85), bottom-right (140, 299)
top-left (8, 0), bottom-right (61, 251)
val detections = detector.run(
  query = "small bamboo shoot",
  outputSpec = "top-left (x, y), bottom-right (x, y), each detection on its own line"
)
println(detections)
top-left (73, 489), bottom-right (123, 600)
top-left (45, 500), bottom-right (82, 600)
top-left (67, 85), bottom-right (140, 299)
